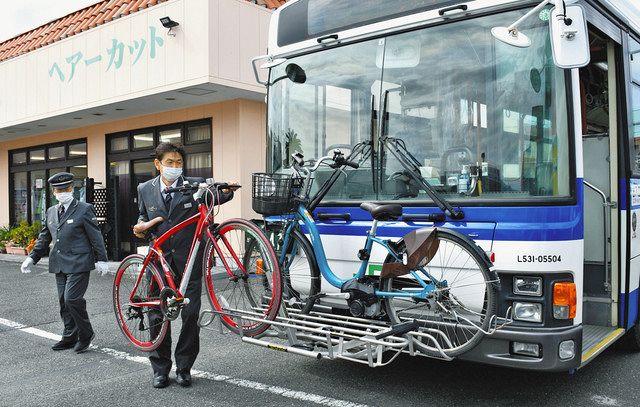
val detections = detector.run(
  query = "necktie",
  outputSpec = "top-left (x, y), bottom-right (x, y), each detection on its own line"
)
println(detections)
top-left (164, 188), bottom-right (172, 210)
top-left (59, 205), bottom-right (65, 218)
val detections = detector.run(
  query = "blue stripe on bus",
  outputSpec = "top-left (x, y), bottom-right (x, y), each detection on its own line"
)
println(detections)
top-left (620, 179), bottom-right (628, 210)
top-left (309, 179), bottom-right (584, 241)
top-left (622, 288), bottom-right (639, 329)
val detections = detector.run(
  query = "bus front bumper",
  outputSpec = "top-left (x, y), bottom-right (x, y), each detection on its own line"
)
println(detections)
top-left (456, 324), bottom-right (582, 372)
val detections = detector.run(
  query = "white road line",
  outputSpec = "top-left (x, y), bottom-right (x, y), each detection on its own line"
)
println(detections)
top-left (0, 317), bottom-right (368, 407)
top-left (591, 395), bottom-right (620, 406)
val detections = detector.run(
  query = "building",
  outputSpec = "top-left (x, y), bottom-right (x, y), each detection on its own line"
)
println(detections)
top-left (0, 0), bottom-right (285, 259)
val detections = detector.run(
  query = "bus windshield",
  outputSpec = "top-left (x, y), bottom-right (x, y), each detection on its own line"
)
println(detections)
top-left (267, 7), bottom-right (571, 204)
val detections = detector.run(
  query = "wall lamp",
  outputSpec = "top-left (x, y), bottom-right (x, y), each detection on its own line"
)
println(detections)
top-left (160, 17), bottom-right (179, 37)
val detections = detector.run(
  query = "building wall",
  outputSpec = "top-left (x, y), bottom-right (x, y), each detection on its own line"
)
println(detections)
top-left (0, 98), bottom-right (266, 226)
top-left (0, 0), bottom-right (270, 129)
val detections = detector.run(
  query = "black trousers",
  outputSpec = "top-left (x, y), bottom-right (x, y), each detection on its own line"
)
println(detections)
top-left (55, 272), bottom-right (93, 342)
top-left (149, 263), bottom-right (202, 376)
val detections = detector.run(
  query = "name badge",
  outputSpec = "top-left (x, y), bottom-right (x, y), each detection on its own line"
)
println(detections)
top-left (67, 219), bottom-right (74, 224)
top-left (184, 203), bottom-right (192, 209)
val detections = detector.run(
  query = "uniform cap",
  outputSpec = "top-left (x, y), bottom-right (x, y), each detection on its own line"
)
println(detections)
top-left (48, 172), bottom-right (74, 188)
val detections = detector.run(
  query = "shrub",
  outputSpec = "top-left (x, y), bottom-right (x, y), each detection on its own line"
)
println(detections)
top-left (9, 221), bottom-right (41, 248)
top-left (0, 226), bottom-right (11, 247)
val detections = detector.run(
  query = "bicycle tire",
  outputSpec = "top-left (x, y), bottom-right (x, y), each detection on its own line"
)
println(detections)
top-left (381, 228), bottom-right (497, 358)
top-left (203, 218), bottom-right (282, 336)
top-left (264, 226), bottom-right (320, 314)
top-left (113, 254), bottom-right (169, 351)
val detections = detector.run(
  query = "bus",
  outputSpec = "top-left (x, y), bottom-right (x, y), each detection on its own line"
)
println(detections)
top-left (253, 0), bottom-right (640, 372)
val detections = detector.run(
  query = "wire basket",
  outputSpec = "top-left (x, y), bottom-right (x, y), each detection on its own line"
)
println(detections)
top-left (252, 173), bottom-right (306, 215)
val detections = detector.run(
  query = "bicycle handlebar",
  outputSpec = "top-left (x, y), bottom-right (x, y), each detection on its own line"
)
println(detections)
top-left (165, 180), bottom-right (241, 194)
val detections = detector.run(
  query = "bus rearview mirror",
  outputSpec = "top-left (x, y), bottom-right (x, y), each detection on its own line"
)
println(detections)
top-left (549, 4), bottom-right (590, 68)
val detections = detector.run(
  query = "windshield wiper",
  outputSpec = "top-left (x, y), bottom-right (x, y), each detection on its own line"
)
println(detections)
top-left (379, 90), bottom-right (464, 220)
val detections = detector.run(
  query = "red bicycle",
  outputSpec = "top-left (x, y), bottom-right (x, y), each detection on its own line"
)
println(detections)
top-left (113, 180), bottom-right (282, 351)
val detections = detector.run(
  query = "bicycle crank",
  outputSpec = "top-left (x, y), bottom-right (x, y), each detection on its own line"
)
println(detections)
top-left (159, 287), bottom-right (185, 321)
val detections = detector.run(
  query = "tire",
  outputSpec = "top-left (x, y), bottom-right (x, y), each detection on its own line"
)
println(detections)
top-left (381, 228), bottom-right (497, 358)
top-left (113, 254), bottom-right (168, 351)
top-left (271, 227), bottom-right (320, 314)
top-left (203, 218), bottom-right (282, 336)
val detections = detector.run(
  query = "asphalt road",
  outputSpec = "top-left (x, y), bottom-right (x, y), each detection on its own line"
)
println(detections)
top-left (1, 258), bottom-right (639, 407)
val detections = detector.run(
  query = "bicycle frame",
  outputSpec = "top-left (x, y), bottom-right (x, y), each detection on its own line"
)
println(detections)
top-left (128, 197), bottom-right (247, 307)
top-left (279, 204), bottom-right (442, 300)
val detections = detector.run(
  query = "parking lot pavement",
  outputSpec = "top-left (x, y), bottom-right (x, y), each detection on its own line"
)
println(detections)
top-left (1, 258), bottom-right (640, 407)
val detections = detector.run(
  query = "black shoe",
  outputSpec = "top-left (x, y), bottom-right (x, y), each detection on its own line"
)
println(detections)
top-left (153, 374), bottom-right (170, 389)
top-left (74, 333), bottom-right (95, 353)
top-left (51, 338), bottom-right (77, 351)
top-left (175, 371), bottom-right (192, 387)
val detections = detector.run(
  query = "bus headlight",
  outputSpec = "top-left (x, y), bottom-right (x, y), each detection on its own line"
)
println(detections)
top-left (512, 341), bottom-right (541, 357)
top-left (513, 276), bottom-right (542, 296)
top-left (513, 302), bottom-right (542, 322)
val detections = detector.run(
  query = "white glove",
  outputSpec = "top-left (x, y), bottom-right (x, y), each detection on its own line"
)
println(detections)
top-left (21, 257), bottom-right (34, 274)
top-left (96, 261), bottom-right (110, 276)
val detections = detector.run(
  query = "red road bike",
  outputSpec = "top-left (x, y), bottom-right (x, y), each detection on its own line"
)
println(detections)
top-left (113, 180), bottom-right (281, 351)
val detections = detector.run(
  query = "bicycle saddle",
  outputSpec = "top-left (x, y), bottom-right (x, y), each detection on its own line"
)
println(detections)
top-left (360, 202), bottom-right (403, 221)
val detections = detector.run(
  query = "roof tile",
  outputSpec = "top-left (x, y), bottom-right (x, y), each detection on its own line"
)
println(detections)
top-left (0, 0), bottom-right (287, 63)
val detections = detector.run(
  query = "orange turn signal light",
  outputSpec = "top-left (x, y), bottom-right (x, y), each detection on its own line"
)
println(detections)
top-left (553, 282), bottom-right (576, 319)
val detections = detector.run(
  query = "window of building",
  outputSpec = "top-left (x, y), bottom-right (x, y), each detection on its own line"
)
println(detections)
top-left (106, 119), bottom-right (212, 259)
top-left (9, 138), bottom-right (88, 225)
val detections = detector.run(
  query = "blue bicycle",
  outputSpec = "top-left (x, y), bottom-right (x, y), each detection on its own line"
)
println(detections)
top-left (252, 141), bottom-right (499, 357)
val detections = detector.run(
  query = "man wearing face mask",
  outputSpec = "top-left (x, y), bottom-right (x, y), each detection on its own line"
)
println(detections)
top-left (133, 142), bottom-right (234, 389)
top-left (20, 172), bottom-right (109, 353)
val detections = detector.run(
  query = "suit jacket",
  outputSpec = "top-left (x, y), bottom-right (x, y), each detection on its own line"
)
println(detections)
top-left (136, 175), bottom-right (233, 276)
top-left (30, 199), bottom-right (108, 274)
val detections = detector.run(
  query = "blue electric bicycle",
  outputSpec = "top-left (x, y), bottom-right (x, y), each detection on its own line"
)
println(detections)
top-left (251, 140), bottom-right (499, 357)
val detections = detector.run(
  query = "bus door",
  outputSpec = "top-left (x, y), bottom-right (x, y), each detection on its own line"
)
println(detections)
top-left (579, 22), bottom-right (624, 361)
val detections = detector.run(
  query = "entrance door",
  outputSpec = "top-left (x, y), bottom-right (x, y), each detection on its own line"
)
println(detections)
top-left (131, 160), bottom-right (157, 252)
top-left (580, 30), bottom-right (620, 328)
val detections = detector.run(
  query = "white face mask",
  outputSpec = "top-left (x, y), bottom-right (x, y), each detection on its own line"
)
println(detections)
top-left (55, 192), bottom-right (74, 205)
top-left (161, 165), bottom-right (183, 182)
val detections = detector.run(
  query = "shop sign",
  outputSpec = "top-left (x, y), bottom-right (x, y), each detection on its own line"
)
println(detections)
top-left (48, 26), bottom-right (164, 83)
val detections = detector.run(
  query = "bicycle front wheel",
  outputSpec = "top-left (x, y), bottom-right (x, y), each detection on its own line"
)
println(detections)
top-left (382, 228), bottom-right (497, 358)
top-left (113, 254), bottom-right (168, 351)
top-left (203, 218), bottom-right (282, 336)
top-left (272, 227), bottom-right (320, 314)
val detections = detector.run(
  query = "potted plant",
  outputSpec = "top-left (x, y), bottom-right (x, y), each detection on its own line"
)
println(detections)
top-left (0, 226), bottom-right (11, 254)
top-left (7, 221), bottom-right (40, 256)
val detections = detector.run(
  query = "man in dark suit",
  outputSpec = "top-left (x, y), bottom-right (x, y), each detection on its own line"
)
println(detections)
top-left (21, 172), bottom-right (109, 353)
top-left (133, 142), bottom-right (233, 389)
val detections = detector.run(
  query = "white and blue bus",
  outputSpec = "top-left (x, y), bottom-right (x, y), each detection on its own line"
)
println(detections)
top-left (253, 0), bottom-right (640, 371)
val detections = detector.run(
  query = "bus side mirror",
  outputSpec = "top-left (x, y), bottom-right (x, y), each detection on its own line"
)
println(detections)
top-left (549, 4), bottom-right (590, 68)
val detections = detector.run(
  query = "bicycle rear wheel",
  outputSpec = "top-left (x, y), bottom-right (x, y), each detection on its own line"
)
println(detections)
top-left (113, 254), bottom-right (168, 351)
top-left (203, 218), bottom-right (282, 336)
top-left (381, 228), bottom-right (497, 358)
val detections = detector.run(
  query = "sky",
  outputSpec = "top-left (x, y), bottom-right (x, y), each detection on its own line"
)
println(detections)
top-left (0, 0), bottom-right (639, 43)
top-left (0, 0), bottom-right (100, 42)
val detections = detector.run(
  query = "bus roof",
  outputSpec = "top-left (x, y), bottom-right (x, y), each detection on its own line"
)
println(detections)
top-left (269, 0), bottom-right (640, 56)
top-left (598, 0), bottom-right (640, 35)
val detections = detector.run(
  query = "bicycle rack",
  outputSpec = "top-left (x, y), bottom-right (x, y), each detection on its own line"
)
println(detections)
top-left (198, 305), bottom-right (513, 368)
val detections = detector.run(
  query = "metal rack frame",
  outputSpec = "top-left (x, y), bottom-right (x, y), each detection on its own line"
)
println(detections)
top-left (198, 306), bottom-right (513, 367)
